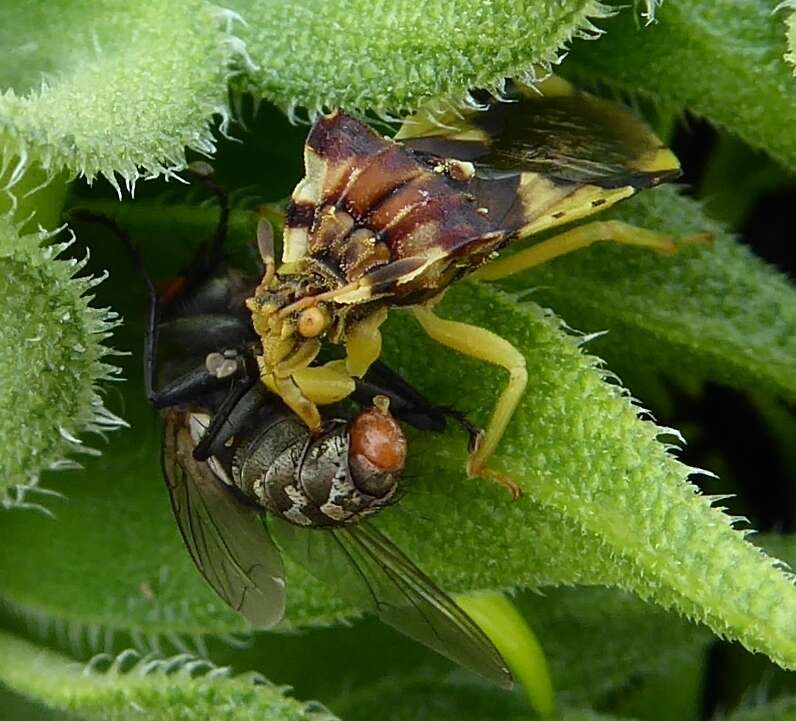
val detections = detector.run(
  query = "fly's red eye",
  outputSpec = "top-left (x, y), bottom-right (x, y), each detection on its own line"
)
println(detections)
top-left (349, 406), bottom-right (407, 474)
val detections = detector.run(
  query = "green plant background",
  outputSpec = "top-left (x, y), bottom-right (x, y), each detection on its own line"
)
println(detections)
top-left (1, 1), bottom-right (795, 719)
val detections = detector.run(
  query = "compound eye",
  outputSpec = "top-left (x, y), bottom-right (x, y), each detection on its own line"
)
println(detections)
top-left (297, 306), bottom-right (329, 338)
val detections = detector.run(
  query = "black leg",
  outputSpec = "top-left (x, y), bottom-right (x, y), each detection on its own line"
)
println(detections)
top-left (180, 162), bottom-right (231, 289)
top-left (67, 209), bottom-right (161, 403)
top-left (355, 361), bottom-right (482, 450)
top-left (148, 362), bottom-right (238, 409)
top-left (192, 377), bottom-right (257, 461)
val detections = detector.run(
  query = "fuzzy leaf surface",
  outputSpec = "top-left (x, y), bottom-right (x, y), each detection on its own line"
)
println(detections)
top-left (0, 630), bottom-right (332, 721)
top-left (565, 0), bottom-right (796, 170)
top-left (0, 212), bottom-right (794, 670)
top-left (0, 1), bottom-right (236, 185)
top-left (0, 214), bottom-right (119, 508)
top-left (491, 187), bottom-right (796, 402)
top-left (227, 0), bottom-right (621, 115)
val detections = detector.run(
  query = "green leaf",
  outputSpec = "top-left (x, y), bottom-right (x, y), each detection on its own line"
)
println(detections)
top-left (0, 1), bottom-right (239, 186)
top-left (490, 186), bottom-right (796, 403)
top-left (226, 0), bottom-right (634, 116)
top-left (330, 675), bottom-right (640, 721)
top-left (728, 697), bottom-right (796, 721)
top-left (1, 212), bottom-right (794, 671)
top-left (786, 2), bottom-right (796, 75)
top-left (0, 629), bottom-right (334, 721)
top-left (0, 685), bottom-right (71, 721)
top-left (0, 213), bottom-right (121, 510)
top-left (206, 585), bottom-right (707, 710)
top-left (515, 588), bottom-right (710, 707)
top-left (563, 0), bottom-right (796, 170)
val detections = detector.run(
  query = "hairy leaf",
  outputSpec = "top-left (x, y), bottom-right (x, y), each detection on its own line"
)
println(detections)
top-left (0, 630), bottom-right (334, 721)
top-left (728, 697), bottom-right (796, 721)
top-left (491, 186), bottom-right (796, 402)
top-left (786, 1), bottom-right (796, 74)
top-left (0, 214), bottom-right (121, 510)
top-left (564, 0), bottom-right (796, 170)
top-left (227, 0), bottom-right (629, 116)
top-left (0, 1), bottom-right (238, 187)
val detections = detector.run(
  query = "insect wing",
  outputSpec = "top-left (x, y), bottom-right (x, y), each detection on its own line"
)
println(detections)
top-left (270, 517), bottom-right (512, 687)
top-left (397, 76), bottom-right (681, 239)
top-left (162, 412), bottom-right (286, 628)
top-left (283, 78), bottom-right (679, 303)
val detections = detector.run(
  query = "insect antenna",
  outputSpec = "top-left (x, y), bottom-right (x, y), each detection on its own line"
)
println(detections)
top-left (185, 161), bottom-right (230, 273)
top-left (67, 209), bottom-right (161, 401)
top-left (255, 216), bottom-right (275, 289)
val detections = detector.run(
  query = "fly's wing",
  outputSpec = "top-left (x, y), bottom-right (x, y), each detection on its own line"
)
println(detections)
top-left (396, 76), bottom-right (681, 238)
top-left (162, 411), bottom-right (286, 628)
top-left (269, 516), bottom-right (512, 688)
top-left (281, 78), bottom-right (679, 302)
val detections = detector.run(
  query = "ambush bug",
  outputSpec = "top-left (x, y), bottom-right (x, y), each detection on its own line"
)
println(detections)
top-left (246, 76), bottom-right (708, 498)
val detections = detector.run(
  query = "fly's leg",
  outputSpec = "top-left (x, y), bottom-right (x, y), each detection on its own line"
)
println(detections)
top-left (472, 220), bottom-right (711, 281)
top-left (181, 161), bottom-right (231, 282)
top-left (355, 361), bottom-right (481, 448)
top-left (67, 209), bottom-right (164, 403)
top-left (413, 306), bottom-right (526, 499)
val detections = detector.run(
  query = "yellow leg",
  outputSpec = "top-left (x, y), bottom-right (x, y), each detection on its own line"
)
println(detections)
top-left (345, 308), bottom-right (388, 378)
top-left (292, 361), bottom-right (356, 405)
top-left (473, 220), bottom-right (711, 281)
top-left (413, 306), bottom-right (526, 499)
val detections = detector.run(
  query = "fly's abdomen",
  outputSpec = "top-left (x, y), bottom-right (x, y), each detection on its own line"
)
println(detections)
top-left (231, 410), bottom-right (401, 529)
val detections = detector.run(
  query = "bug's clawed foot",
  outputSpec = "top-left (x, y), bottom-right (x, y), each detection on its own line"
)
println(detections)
top-left (679, 231), bottom-right (713, 250)
top-left (467, 460), bottom-right (523, 500)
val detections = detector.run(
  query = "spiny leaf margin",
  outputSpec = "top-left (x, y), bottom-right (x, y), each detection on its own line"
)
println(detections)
top-left (0, 629), bottom-right (337, 721)
top-left (374, 283), bottom-right (796, 670)
top-left (0, 213), bottom-right (123, 512)
top-left (226, 0), bottom-right (660, 118)
top-left (0, 1), bottom-right (243, 191)
top-left (785, 1), bottom-right (796, 74)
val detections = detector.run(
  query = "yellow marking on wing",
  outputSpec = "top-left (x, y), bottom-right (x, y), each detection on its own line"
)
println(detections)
top-left (326, 282), bottom-right (375, 304)
top-left (395, 112), bottom-right (490, 142)
top-left (534, 75), bottom-right (574, 97)
top-left (516, 171), bottom-right (636, 238)
top-left (394, 249), bottom-right (447, 286)
top-left (632, 145), bottom-right (680, 173)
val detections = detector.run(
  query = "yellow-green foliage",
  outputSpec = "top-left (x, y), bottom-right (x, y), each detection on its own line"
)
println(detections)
top-left (0, 1), bottom-right (795, 720)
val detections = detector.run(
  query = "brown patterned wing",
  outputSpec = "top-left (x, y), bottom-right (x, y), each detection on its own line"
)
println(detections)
top-left (282, 78), bottom-right (680, 304)
top-left (397, 76), bottom-right (681, 239)
top-left (162, 411), bottom-right (286, 628)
